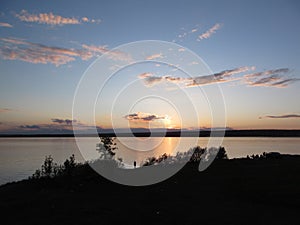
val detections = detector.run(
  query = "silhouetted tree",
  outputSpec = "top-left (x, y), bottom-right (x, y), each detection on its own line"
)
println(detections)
top-left (97, 137), bottom-right (117, 159)
top-left (63, 154), bottom-right (76, 175)
top-left (143, 153), bottom-right (170, 166)
top-left (190, 146), bottom-right (205, 162)
top-left (30, 154), bottom-right (79, 179)
top-left (215, 147), bottom-right (228, 160)
top-left (142, 146), bottom-right (228, 166)
top-left (41, 155), bottom-right (58, 177)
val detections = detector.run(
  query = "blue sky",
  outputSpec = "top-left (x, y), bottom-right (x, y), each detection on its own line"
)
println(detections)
top-left (0, 0), bottom-right (300, 133)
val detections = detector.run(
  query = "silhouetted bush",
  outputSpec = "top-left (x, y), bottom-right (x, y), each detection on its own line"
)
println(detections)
top-left (246, 151), bottom-right (282, 160)
top-left (96, 137), bottom-right (117, 159)
top-left (142, 146), bottom-right (228, 166)
top-left (63, 154), bottom-right (76, 175)
top-left (143, 153), bottom-right (169, 166)
top-left (216, 147), bottom-right (228, 160)
top-left (190, 146), bottom-right (206, 162)
top-left (30, 154), bottom-right (79, 179)
top-left (41, 155), bottom-right (59, 178)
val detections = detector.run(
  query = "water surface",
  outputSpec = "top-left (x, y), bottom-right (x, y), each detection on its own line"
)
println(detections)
top-left (0, 137), bottom-right (299, 185)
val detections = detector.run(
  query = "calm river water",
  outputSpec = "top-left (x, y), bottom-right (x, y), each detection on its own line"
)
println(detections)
top-left (0, 137), bottom-right (299, 185)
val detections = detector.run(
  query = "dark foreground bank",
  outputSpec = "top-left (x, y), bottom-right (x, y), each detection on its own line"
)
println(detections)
top-left (1, 155), bottom-right (300, 225)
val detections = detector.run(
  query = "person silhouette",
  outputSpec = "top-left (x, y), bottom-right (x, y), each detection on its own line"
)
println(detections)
top-left (134, 161), bottom-right (136, 168)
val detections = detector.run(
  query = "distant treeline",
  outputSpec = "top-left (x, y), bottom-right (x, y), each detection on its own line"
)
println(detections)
top-left (1, 129), bottom-right (300, 137)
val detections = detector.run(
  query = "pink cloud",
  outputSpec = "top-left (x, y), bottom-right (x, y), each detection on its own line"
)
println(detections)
top-left (15, 10), bottom-right (101, 26)
top-left (138, 66), bottom-right (254, 87)
top-left (82, 44), bottom-right (131, 61)
top-left (244, 68), bottom-right (299, 88)
top-left (15, 10), bottom-right (80, 25)
top-left (145, 53), bottom-right (163, 60)
top-left (0, 22), bottom-right (13, 28)
top-left (124, 112), bottom-right (167, 123)
top-left (0, 38), bottom-right (130, 66)
top-left (81, 17), bottom-right (89, 22)
top-left (0, 108), bottom-right (12, 113)
top-left (260, 114), bottom-right (300, 119)
top-left (198, 23), bottom-right (222, 40)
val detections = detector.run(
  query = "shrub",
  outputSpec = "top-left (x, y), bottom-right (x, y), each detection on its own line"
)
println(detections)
top-left (97, 137), bottom-right (117, 159)
top-left (30, 154), bottom-right (79, 179)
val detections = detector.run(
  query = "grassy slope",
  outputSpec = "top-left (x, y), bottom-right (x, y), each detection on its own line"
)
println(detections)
top-left (1, 157), bottom-right (300, 225)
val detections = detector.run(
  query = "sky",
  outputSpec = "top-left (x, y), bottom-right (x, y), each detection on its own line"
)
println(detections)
top-left (0, 0), bottom-right (300, 134)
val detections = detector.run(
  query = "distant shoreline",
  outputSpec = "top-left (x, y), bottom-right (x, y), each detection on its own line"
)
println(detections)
top-left (1, 129), bottom-right (300, 137)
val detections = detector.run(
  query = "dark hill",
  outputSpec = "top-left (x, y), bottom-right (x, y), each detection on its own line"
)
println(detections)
top-left (1, 156), bottom-right (300, 225)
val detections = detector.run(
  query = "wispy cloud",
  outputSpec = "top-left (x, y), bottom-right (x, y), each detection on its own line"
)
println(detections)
top-left (175, 24), bottom-right (200, 42)
top-left (188, 61), bottom-right (199, 65)
top-left (124, 112), bottom-right (167, 122)
top-left (187, 66), bottom-right (253, 87)
top-left (51, 118), bottom-right (77, 125)
top-left (15, 10), bottom-right (100, 26)
top-left (82, 44), bottom-right (132, 61)
top-left (138, 66), bottom-right (299, 89)
top-left (0, 38), bottom-right (131, 66)
top-left (259, 114), bottom-right (300, 119)
top-left (0, 108), bottom-right (12, 113)
top-left (245, 68), bottom-right (299, 88)
top-left (138, 72), bottom-right (164, 87)
top-left (0, 118), bottom-right (104, 134)
top-left (19, 125), bottom-right (40, 129)
top-left (19, 118), bottom-right (77, 130)
top-left (80, 17), bottom-right (101, 24)
top-left (138, 66), bottom-right (254, 87)
top-left (197, 23), bottom-right (222, 40)
top-left (145, 53), bottom-right (163, 60)
top-left (244, 68), bottom-right (289, 79)
top-left (0, 22), bottom-right (13, 28)
top-left (0, 38), bottom-right (77, 66)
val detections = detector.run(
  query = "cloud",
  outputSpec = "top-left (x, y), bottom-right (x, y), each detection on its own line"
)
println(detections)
top-left (244, 68), bottom-right (299, 88)
top-left (0, 38), bottom-right (80, 66)
top-left (138, 66), bottom-right (299, 89)
top-left (0, 118), bottom-right (104, 134)
top-left (0, 22), bottom-right (13, 28)
top-left (138, 72), bottom-right (164, 87)
top-left (19, 125), bottom-right (40, 129)
top-left (244, 68), bottom-right (290, 79)
top-left (189, 61), bottom-right (199, 65)
top-left (188, 66), bottom-right (253, 86)
top-left (0, 108), bottom-right (12, 113)
top-left (124, 112), bottom-right (167, 122)
top-left (145, 53), bottom-right (163, 60)
top-left (81, 17), bottom-right (89, 22)
top-left (0, 38), bottom-right (130, 66)
top-left (138, 66), bottom-right (254, 87)
top-left (51, 118), bottom-right (77, 125)
top-left (260, 114), bottom-right (300, 119)
top-left (164, 76), bottom-right (185, 83)
top-left (138, 73), bottom-right (153, 78)
top-left (197, 23), bottom-right (222, 40)
top-left (16, 10), bottom-right (80, 25)
top-left (82, 44), bottom-right (131, 61)
top-left (175, 25), bottom-right (200, 41)
top-left (81, 17), bottom-right (101, 24)
top-left (15, 10), bottom-right (100, 26)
